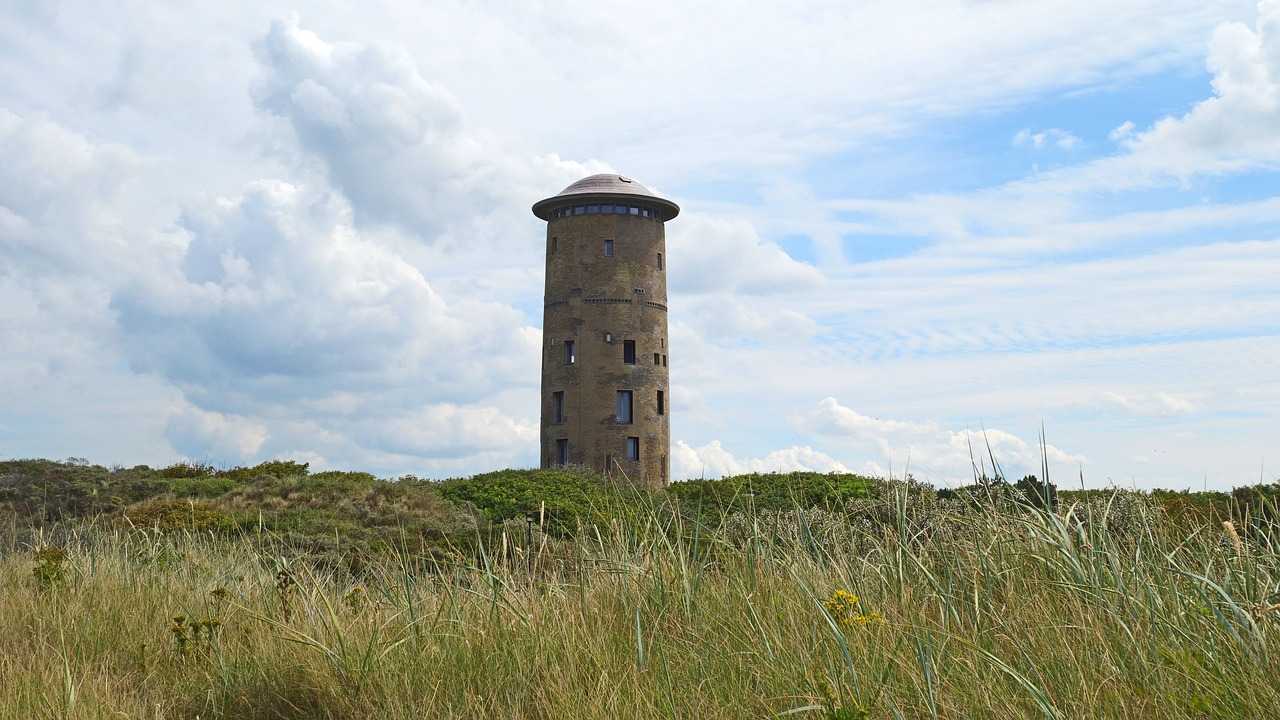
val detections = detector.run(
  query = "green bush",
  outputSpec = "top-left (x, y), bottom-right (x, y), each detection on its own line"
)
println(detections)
top-left (668, 471), bottom-right (879, 518)
top-left (438, 466), bottom-right (643, 534)
top-left (121, 498), bottom-right (239, 532)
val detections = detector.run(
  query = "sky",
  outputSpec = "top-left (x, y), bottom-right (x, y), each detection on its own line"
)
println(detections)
top-left (1, 0), bottom-right (1278, 489)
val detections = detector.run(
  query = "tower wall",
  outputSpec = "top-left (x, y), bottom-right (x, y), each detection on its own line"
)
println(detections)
top-left (539, 207), bottom-right (670, 486)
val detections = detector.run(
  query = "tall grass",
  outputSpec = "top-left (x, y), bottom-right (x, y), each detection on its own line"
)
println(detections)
top-left (3, 491), bottom-right (1280, 719)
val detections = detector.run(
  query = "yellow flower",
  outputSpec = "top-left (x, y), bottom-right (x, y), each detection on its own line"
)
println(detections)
top-left (823, 589), bottom-right (884, 629)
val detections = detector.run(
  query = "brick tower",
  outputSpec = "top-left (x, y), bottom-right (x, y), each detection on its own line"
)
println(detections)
top-left (532, 174), bottom-right (679, 486)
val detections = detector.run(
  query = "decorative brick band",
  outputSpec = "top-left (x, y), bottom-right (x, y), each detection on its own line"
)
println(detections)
top-left (547, 297), bottom-right (668, 311)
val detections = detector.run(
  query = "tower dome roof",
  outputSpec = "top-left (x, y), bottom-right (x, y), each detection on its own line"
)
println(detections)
top-left (532, 173), bottom-right (680, 221)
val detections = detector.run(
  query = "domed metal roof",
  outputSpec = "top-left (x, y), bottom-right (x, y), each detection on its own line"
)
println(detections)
top-left (532, 173), bottom-right (680, 221)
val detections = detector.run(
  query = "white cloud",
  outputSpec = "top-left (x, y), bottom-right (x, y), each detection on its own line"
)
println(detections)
top-left (668, 214), bottom-right (823, 295)
top-left (799, 397), bottom-right (1085, 484)
top-left (113, 180), bottom-right (539, 414)
top-left (251, 17), bottom-right (602, 246)
top-left (1098, 391), bottom-right (1197, 416)
top-left (1115, 1), bottom-right (1280, 179)
top-left (672, 440), bottom-right (849, 480)
top-left (1013, 127), bottom-right (1081, 150)
top-left (166, 405), bottom-right (269, 463)
top-left (363, 403), bottom-right (538, 459)
top-left (1109, 120), bottom-right (1137, 141)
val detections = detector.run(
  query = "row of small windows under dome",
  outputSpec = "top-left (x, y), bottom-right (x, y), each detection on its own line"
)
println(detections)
top-left (549, 204), bottom-right (661, 219)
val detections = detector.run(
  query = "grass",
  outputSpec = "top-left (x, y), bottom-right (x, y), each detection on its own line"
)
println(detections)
top-left (3, 481), bottom-right (1280, 719)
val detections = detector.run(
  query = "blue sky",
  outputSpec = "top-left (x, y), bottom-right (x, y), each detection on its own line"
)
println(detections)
top-left (1, 1), bottom-right (1277, 489)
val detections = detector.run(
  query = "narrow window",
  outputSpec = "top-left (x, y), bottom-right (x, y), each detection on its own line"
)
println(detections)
top-left (657, 390), bottom-right (664, 415)
top-left (662, 355), bottom-right (668, 367)
top-left (605, 454), bottom-right (613, 473)
top-left (604, 331), bottom-right (612, 344)
top-left (564, 340), bottom-right (575, 364)
top-left (657, 252), bottom-right (663, 269)
top-left (653, 353), bottom-right (660, 365)
top-left (626, 436), bottom-right (640, 461)
top-left (556, 439), bottom-right (568, 466)
top-left (616, 390), bottom-right (633, 424)
top-left (623, 340), bottom-right (636, 364)
top-left (604, 239), bottom-right (614, 257)
top-left (661, 455), bottom-right (667, 482)
top-left (553, 391), bottom-right (565, 424)
top-left (551, 237), bottom-right (558, 253)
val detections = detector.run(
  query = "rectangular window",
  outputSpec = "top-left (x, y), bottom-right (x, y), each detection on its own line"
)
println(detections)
top-left (653, 353), bottom-right (660, 365)
top-left (616, 390), bottom-right (633, 424)
top-left (657, 390), bottom-right (664, 415)
top-left (657, 252), bottom-right (663, 269)
top-left (661, 455), bottom-right (667, 482)
top-left (623, 340), bottom-right (636, 364)
top-left (553, 391), bottom-right (564, 424)
top-left (574, 205), bottom-right (585, 215)
top-left (564, 340), bottom-right (575, 364)
top-left (604, 239), bottom-right (614, 257)
top-left (629, 207), bottom-right (639, 215)
top-left (551, 237), bottom-right (558, 253)
top-left (587, 204), bottom-right (599, 214)
top-left (626, 436), bottom-right (640, 461)
top-left (662, 354), bottom-right (668, 367)
top-left (556, 438), bottom-right (568, 466)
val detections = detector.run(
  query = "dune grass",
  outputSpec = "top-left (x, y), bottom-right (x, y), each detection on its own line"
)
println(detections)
top-left (3, 489), bottom-right (1280, 719)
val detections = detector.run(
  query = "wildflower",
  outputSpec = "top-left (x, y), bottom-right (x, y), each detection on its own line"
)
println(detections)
top-left (823, 589), bottom-right (884, 630)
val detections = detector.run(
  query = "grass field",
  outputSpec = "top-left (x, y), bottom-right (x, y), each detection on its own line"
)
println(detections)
top-left (4, 472), bottom-right (1280, 719)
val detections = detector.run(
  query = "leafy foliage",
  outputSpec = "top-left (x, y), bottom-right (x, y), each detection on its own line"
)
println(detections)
top-left (666, 471), bottom-right (878, 518)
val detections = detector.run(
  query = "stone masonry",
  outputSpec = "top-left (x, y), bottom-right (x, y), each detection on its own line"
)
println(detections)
top-left (532, 175), bottom-right (680, 487)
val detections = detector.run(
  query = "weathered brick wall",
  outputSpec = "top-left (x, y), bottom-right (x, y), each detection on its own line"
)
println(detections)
top-left (540, 210), bottom-right (670, 486)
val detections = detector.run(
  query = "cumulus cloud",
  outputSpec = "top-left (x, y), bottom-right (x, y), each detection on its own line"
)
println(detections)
top-left (362, 403), bottom-right (538, 459)
top-left (1116, 1), bottom-right (1280, 179)
top-left (166, 405), bottom-right (269, 463)
top-left (799, 398), bottom-right (1084, 484)
top-left (1, 86), bottom-right (545, 470)
top-left (1108, 120), bottom-right (1137, 141)
top-left (672, 440), bottom-right (848, 480)
top-left (668, 214), bottom-right (823, 295)
top-left (113, 179), bottom-right (540, 415)
top-left (0, 110), bottom-right (153, 277)
top-left (1013, 128), bottom-right (1081, 150)
top-left (252, 17), bottom-right (602, 246)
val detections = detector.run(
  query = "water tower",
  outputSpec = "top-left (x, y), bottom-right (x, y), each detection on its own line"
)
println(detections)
top-left (532, 174), bottom-right (679, 486)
